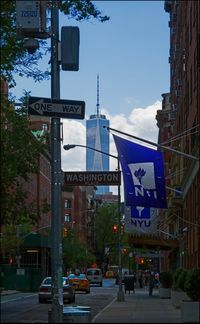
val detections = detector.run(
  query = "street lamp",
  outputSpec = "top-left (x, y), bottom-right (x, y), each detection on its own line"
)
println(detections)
top-left (63, 144), bottom-right (125, 302)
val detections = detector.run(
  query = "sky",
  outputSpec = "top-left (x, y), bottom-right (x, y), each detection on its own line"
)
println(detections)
top-left (11, 0), bottom-right (170, 195)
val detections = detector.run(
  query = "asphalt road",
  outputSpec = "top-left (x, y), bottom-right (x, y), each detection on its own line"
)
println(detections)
top-left (1, 279), bottom-right (117, 323)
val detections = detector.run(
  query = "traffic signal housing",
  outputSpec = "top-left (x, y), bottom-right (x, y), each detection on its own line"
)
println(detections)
top-left (122, 247), bottom-right (127, 255)
top-left (61, 26), bottom-right (80, 71)
top-left (62, 226), bottom-right (68, 238)
top-left (120, 224), bottom-right (124, 237)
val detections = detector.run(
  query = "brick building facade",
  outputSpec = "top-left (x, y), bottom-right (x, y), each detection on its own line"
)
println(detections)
top-left (156, 0), bottom-right (200, 269)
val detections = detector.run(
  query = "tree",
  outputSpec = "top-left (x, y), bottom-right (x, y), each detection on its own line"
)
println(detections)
top-left (95, 203), bottom-right (119, 265)
top-left (0, 1), bottom-right (109, 88)
top-left (62, 228), bottom-right (95, 272)
top-left (1, 95), bottom-right (47, 226)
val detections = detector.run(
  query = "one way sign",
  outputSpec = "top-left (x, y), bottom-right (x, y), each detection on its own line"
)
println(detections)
top-left (28, 96), bottom-right (85, 119)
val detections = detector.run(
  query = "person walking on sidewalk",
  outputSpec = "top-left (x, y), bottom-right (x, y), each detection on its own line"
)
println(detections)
top-left (149, 272), bottom-right (155, 296)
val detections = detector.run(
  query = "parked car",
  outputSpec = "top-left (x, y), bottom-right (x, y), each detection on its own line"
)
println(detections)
top-left (68, 273), bottom-right (90, 294)
top-left (86, 268), bottom-right (103, 287)
top-left (38, 276), bottom-right (75, 303)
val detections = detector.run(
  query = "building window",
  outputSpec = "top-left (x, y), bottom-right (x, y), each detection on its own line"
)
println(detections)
top-left (64, 214), bottom-right (71, 222)
top-left (42, 124), bottom-right (48, 131)
top-left (64, 200), bottom-right (71, 208)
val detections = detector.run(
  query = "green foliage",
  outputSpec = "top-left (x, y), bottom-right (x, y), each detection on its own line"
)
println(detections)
top-left (0, 223), bottom-right (32, 257)
top-left (0, 2), bottom-right (49, 87)
top-left (59, 0), bottom-right (109, 22)
top-left (176, 268), bottom-right (188, 291)
top-left (184, 268), bottom-right (200, 301)
top-left (1, 97), bottom-right (46, 226)
top-left (173, 267), bottom-right (186, 290)
top-left (95, 203), bottom-right (118, 258)
top-left (0, 1), bottom-right (109, 88)
top-left (62, 229), bottom-right (95, 271)
top-left (159, 271), bottom-right (173, 288)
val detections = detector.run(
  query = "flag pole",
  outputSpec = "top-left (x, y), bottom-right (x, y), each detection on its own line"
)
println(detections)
top-left (103, 126), bottom-right (199, 161)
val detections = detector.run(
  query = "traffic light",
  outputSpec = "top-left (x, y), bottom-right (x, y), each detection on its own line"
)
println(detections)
top-left (62, 226), bottom-right (68, 238)
top-left (135, 256), bottom-right (145, 264)
top-left (122, 247), bottom-right (127, 255)
top-left (140, 258), bottom-right (144, 264)
top-left (113, 224), bottom-right (118, 234)
top-left (138, 257), bottom-right (144, 265)
top-left (120, 224), bottom-right (124, 237)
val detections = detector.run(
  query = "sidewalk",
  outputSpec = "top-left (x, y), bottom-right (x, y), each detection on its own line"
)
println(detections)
top-left (92, 287), bottom-right (183, 323)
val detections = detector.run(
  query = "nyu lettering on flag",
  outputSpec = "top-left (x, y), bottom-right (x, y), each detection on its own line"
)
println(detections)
top-left (124, 205), bottom-right (158, 235)
top-left (113, 135), bottom-right (167, 208)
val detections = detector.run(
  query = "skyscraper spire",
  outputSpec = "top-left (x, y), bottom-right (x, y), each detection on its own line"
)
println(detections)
top-left (96, 73), bottom-right (100, 116)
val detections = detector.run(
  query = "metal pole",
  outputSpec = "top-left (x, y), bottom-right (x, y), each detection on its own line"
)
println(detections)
top-left (16, 225), bottom-right (21, 268)
top-left (117, 158), bottom-right (124, 302)
top-left (104, 126), bottom-right (199, 161)
top-left (50, 2), bottom-right (63, 323)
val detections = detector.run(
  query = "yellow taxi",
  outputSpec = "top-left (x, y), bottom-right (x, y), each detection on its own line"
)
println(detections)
top-left (105, 270), bottom-right (115, 278)
top-left (68, 273), bottom-right (90, 294)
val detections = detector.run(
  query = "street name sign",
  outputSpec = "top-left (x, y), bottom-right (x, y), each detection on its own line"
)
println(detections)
top-left (64, 171), bottom-right (121, 186)
top-left (28, 96), bottom-right (85, 119)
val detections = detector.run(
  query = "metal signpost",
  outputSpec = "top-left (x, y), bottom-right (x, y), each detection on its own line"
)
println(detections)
top-left (19, 1), bottom-right (82, 322)
top-left (50, 4), bottom-right (63, 323)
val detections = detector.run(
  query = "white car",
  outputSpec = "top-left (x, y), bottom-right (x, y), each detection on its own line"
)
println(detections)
top-left (86, 268), bottom-right (103, 287)
top-left (38, 276), bottom-right (75, 303)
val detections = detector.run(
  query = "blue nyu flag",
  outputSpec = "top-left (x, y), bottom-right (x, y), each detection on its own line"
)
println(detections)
top-left (113, 135), bottom-right (167, 208)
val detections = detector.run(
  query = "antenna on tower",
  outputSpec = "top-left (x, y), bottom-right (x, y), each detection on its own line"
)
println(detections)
top-left (96, 74), bottom-right (100, 116)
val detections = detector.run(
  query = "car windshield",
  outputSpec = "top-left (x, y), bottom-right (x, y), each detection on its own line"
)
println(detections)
top-left (43, 278), bottom-right (52, 285)
top-left (87, 270), bottom-right (100, 275)
top-left (43, 277), bottom-right (68, 285)
top-left (63, 278), bottom-right (69, 285)
top-left (69, 274), bottom-right (86, 279)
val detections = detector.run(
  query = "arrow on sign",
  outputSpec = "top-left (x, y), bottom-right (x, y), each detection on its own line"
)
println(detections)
top-left (28, 96), bottom-right (85, 119)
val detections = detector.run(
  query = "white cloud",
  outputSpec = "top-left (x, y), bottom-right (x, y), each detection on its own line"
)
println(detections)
top-left (125, 96), bottom-right (140, 105)
top-left (61, 100), bottom-right (161, 196)
top-left (61, 120), bottom-right (86, 171)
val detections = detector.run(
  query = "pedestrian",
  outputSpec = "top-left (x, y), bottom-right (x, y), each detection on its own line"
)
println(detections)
top-left (144, 270), bottom-right (150, 287)
top-left (139, 272), bottom-right (143, 288)
top-left (149, 272), bottom-right (155, 296)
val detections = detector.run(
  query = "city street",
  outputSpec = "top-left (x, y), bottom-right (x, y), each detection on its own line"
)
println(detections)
top-left (1, 279), bottom-right (117, 323)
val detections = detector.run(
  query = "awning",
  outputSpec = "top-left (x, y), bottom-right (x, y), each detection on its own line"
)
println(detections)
top-left (128, 234), bottom-right (179, 251)
top-left (22, 233), bottom-right (51, 248)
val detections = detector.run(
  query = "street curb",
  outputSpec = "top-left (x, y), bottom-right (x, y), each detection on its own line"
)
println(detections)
top-left (1, 290), bottom-right (20, 296)
top-left (91, 297), bottom-right (117, 323)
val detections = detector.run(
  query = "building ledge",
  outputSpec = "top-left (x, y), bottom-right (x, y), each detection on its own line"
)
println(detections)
top-left (128, 234), bottom-right (179, 251)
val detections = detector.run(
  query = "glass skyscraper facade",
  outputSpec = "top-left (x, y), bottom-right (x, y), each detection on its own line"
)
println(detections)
top-left (86, 75), bottom-right (110, 195)
top-left (86, 114), bottom-right (110, 194)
